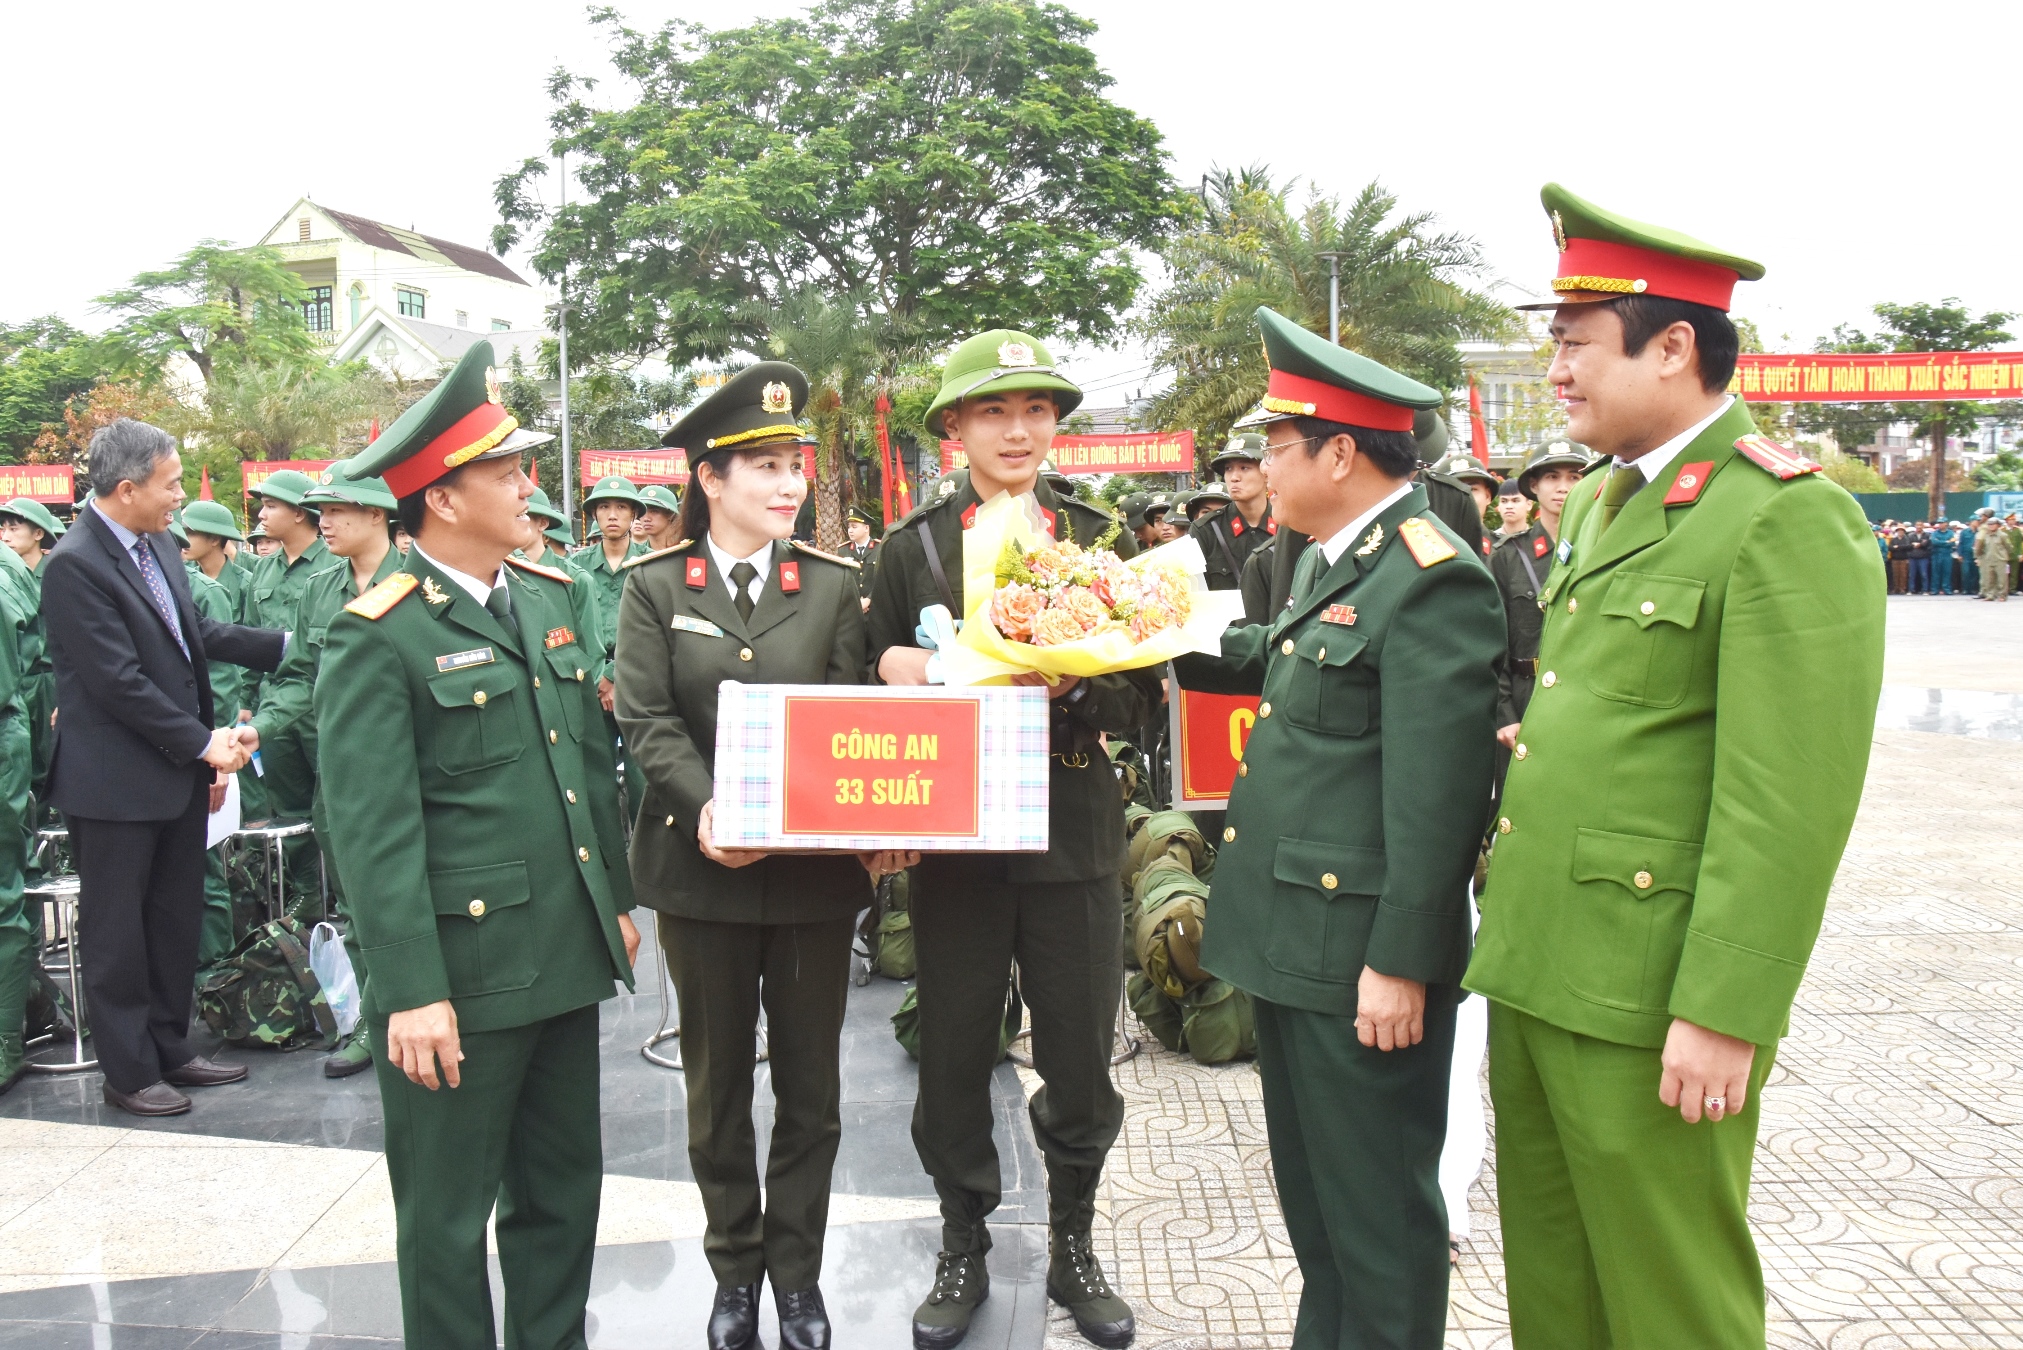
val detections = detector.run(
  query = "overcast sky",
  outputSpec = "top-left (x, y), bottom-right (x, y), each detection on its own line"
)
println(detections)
top-left (7, 0), bottom-right (2021, 399)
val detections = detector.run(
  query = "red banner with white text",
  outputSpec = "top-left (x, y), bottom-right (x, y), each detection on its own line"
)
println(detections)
top-left (0, 464), bottom-right (75, 505)
top-left (1732, 352), bottom-right (2023, 402)
top-left (939, 431), bottom-right (1196, 475)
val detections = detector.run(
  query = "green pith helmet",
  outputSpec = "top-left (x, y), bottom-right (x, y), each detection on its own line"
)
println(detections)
top-left (525, 487), bottom-right (567, 525)
top-left (1, 497), bottom-right (67, 541)
top-left (178, 499), bottom-right (244, 541)
top-left (248, 468), bottom-right (319, 510)
top-left (302, 460), bottom-right (398, 513)
top-left (1210, 433), bottom-right (1267, 471)
top-left (1413, 408), bottom-right (1450, 462)
top-left (246, 521), bottom-right (268, 540)
top-left (544, 524), bottom-right (575, 548)
top-left (1525, 182), bottom-right (1764, 313)
top-left (1188, 484), bottom-right (1232, 517)
top-left (639, 484), bottom-right (681, 515)
top-left (1517, 441), bottom-right (1596, 498)
top-left (583, 475), bottom-right (647, 511)
top-left (1237, 308), bottom-right (1443, 431)
top-left (342, 339), bottom-right (553, 497)
top-left (1137, 491), bottom-right (1174, 529)
top-left (1434, 453), bottom-right (1496, 489)
top-left (923, 330), bottom-right (1083, 433)
top-left (664, 361), bottom-right (810, 453)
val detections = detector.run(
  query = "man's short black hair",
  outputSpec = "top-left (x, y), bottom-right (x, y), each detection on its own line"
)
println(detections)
top-left (1290, 418), bottom-right (1421, 479)
top-left (1609, 296), bottom-right (1738, 394)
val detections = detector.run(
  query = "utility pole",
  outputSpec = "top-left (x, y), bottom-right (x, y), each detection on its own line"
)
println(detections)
top-left (557, 151), bottom-right (575, 528)
top-left (1317, 252), bottom-right (1344, 344)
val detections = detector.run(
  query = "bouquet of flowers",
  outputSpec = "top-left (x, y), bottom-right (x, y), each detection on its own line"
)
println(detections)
top-left (943, 492), bottom-right (1245, 685)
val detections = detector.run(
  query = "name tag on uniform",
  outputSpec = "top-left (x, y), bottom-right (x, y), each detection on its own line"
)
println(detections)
top-left (670, 615), bottom-right (725, 638)
top-left (1321, 604), bottom-right (1357, 626)
top-left (436, 647), bottom-right (495, 672)
top-left (1556, 539), bottom-right (1573, 565)
top-left (544, 626), bottom-right (576, 649)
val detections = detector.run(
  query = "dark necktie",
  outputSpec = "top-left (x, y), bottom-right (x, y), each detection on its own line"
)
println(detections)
top-left (486, 583), bottom-right (514, 625)
top-left (1597, 464), bottom-right (1645, 532)
top-left (131, 539), bottom-right (189, 661)
top-left (730, 562), bottom-right (758, 623)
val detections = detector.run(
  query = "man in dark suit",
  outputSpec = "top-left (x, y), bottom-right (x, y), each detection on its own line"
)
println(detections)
top-left (43, 419), bottom-right (286, 1117)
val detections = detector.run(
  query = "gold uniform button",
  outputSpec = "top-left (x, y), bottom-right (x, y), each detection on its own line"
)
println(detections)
top-left (1321, 873), bottom-right (1338, 891)
top-left (576, 668), bottom-right (585, 680)
top-left (566, 790), bottom-right (578, 804)
top-left (1514, 744), bottom-right (1528, 760)
top-left (548, 730), bottom-right (559, 744)
top-left (1258, 702), bottom-right (1272, 718)
top-left (578, 847), bottom-right (590, 862)
top-left (1223, 826), bottom-right (1236, 843)
top-left (1497, 817), bottom-right (1512, 835)
top-left (666, 815), bottom-right (676, 828)
top-left (468, 899), bottom-right (486, 918)
top-left (1281, 639), bottom-right (1295, 656)
top-left (1317, 647), bottom-right (1326, 660)
top-left (1540, 671), bottom-right (1557, 688)
top-left (1237, 762), bottom-right (1248, 778)
top-left (472, 690), bottom-right (487, 706)
top-left (1567, 598), bottom-right (1578, 614)
top-left (1640, 601), bottom-right (1656, 615)
top-left (1634, 870), bottom-right (1653, 889)
top-left (533, 676), bottom-right (541, 688)
top-left (739, 647), bottom-right (754, 662)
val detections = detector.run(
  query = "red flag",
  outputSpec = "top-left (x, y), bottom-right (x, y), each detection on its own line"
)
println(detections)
top-left (895, 467), bottom-right (913, 516)
top-left (199, 467), bottom-right (213, 501)
top-left (874, 390), bottom-right (896, 526)
top-left (368, 418), bottom-right (380, 444)
top-left (529, 460), bottom-right (539, 487)
top-left (1467, 376), bottom-right (1490, 466)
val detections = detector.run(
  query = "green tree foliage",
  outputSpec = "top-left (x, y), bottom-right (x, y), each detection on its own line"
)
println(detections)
top-left (1972, 449), bottom-right (2023, 491)
top-left (0, 318), bottom-right (121, 458)
top-left (95, 242), bottom-right (318, 385)
top-left (191, 359), bottom-right (399, 460)
top-left (1814, 447), bottom-right (1889, 493)
top-left (1138, 168), bottom-right (1518, 452)
top-left (493, 0), bottom-right (1188, 366)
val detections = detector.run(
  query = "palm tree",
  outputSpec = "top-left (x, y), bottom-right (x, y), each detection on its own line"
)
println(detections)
top-left (1140, 168), bottom-right (1519, 449)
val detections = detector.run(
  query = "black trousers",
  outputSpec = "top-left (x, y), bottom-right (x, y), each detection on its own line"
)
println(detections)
top-left (70, 775), bottom-right (210, 1093)
top-left (910, 866), bottom-right (1124, 1252)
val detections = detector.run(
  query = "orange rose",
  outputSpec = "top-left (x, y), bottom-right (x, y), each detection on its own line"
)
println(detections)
top-left (1032, 609), bottom-right (1089, 647)
top-left (1058, 586), bottom-right (1109, 633)
top-left (991, 583), bottom-right (1045, 642)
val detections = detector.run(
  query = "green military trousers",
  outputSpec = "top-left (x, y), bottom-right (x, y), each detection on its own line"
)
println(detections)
top-left (1252, 991), bottom-right (1456, 1350)
top-left (910, 866), bottom-right (1124, 1252)
top-left (661, 912), bottom-right (854, 1290)
top-left (372, 1001), bottom-right (603, 1350)
top-left (0, 713), bottom-right (30, 1045)
top-left (255, 728), bottom-right (321, 908)
top-left (1488, 1003), bottom-right (1778, 1350)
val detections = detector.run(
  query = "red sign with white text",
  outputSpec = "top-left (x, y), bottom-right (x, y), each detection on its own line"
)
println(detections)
top-left (782, 696), bottom-right (981, 837)
top-left (940, 431), bottom-right (1195, 475)
top-left (1171, 686), bottom-right (1261, 808)
top-left (1732, 351), bottom-right (2023, 402)
top-left (0, 464), bottom-right (74, 505)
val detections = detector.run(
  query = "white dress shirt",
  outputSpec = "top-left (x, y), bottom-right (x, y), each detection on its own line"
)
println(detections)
top-left (1619, 395), bottom-right (1734, 484)
top-left (410, 544), bottom-right (508, 606)
top-left (706, 534), bottom-right (773, 606)
top-left (1317, 481), bottom-right (1416, 567)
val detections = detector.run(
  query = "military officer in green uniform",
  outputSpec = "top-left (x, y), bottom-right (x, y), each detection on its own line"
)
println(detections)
top-left (1487, 442), bottom-right (1592, 769)
top-left (844, 504), bottom-right (880, 607)
top-left (619, 363), bottom-right (885, 1350)
top-left (868, 330), bottom-right (1159, 1350)
top-left (1465, 185), bottom-right (1886, 1349)
top-left (249, 467), bottom-right (405, 1075)
top-left (1193, 433), bottom-right (1277, 591)
top-left (520, 489), bottom-right (606, 673)
top-left (1171, 308), bottom-right (1502, 1348)
top-left (317, 340), bottom-right (639, 1350)
top-left (572, 475), bottom-right (647, 798)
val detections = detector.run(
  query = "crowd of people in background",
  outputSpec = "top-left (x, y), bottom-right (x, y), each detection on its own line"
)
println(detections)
top-left (1874, 512), bottom-right (2022, 599)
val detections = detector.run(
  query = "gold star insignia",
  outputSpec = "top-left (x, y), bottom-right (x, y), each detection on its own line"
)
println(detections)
top-left (422, 577), bottom-right (451, 606)
top-left (1354, 524), bottom-right (1384, 556)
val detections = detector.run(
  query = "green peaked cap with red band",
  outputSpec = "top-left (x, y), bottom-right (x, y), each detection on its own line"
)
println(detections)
top-left (1238, 307), bottom-right (1443, 433)
top-left (1528, 183), bottom-right (1765, 313)
top-left (342, 339), bottom-right (553, 499)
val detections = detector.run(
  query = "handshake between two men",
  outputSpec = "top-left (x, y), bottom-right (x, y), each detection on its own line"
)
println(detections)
top-left (199, 722), bottom-right (260, 812)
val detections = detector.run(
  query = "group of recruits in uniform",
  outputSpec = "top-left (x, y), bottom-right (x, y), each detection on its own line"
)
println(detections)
top-left (97, 178), bottom-right (1886, 1350)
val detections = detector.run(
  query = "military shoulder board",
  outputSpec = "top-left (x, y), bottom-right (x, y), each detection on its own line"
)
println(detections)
top-left (1733, 434), bottom-right (1822, 481)
top-left (623, 542), bottom-right (693, 570)
top-left (789, 540), bottom-right (860, 569)
top-left (1397, 517), bottom-right (1457, 568)
top-left (507, 557), bottom-right (573, 583)
top-left (344, 572), bottom-right (418, 620)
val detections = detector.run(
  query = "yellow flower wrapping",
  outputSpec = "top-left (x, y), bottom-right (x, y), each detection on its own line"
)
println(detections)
top-left (941, 493), bottom-right (1245, 686)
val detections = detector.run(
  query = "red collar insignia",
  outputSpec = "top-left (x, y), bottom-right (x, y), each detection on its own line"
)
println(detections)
top-left (1229, 517), bottom-right (1242, 537)
top-left (778, 559), bottom-right (800, 594)
top-left (962, 501), bottom-right (1055, 538)
top-left (1533, 534), bottom-right (1551, 557)
top-left (685, 555), bottom-right (707, 590)
top-left (1266, 518), bottom-right (1277, 535)
top-left (1664, 461), bottom-right (1715, 506)
top-left (961, 503), bottom-right (977, 529)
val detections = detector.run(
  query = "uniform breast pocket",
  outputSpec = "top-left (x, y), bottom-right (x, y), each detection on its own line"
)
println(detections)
top-left (1265, 837), bottom-right (1387, 984)
top-left (1557, 827), bottom-right (1703, 1013)
top-left (1284, 628), bottom-right (1374, 737)
top-left (304, 625), bottom-right (328, 658)
top-left (1586, 572), bottom-right (1705, 709)
top-left (426, 666), bottom-right (526, 775)
top-left (545, 649), bottom-right (590, 741)
top-left (428, 861), bottom-right (537, 995)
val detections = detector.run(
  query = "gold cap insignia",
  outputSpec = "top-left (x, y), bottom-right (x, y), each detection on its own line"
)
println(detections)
top-left (485, 365), bottom-right (503, 405)
top-left (938, 478), bottom-right (957, 498)
top-left (761, 381), bottom-right (792, 414)
top-left (318, 470), bottom-right (336, 484)
top-left (1551, 210), bottom-right (1568, 253)
top-left (997, 340), bottom-right (1036, 368)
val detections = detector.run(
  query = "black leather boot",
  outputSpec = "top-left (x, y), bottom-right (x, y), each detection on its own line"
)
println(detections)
top-left (707, 1281), bottom-right (761, 1350)
top-left (775, 1283), bottom-right (830, 1350)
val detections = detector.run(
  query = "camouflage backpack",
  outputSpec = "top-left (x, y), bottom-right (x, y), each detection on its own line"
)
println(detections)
top-left (871, 869), bottom-right (917, 980)
top-left (194, 916), bottom-right (338, 1049)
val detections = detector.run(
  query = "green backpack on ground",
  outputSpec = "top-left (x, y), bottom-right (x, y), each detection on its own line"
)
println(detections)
top-left (870, 870), bottom-right (917, 980)
top-left (194, 916), bottom-right (338, 1050)
top-left (1127, 972), bottom-right (1186, 1053)
top-left (892, 981), bottom-right (1023, 1062)
top-left (1180, 978), bottom-right (1256, 1064)
top-left (1133, 856), bottom-right (1211, 1000)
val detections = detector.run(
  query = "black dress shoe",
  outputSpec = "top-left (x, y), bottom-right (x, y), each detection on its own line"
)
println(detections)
top-left (775, 1284), bottom-right (830, 1350)
top-left (103, 1082), bottom-right (191, 1117)
top-left (163, 1056), bottom-right (247, 1088)
top-left (707, 1281), bottom-right (761, 1350)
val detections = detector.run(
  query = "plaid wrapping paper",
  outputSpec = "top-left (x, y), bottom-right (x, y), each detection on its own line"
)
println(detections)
top-left (711, 683), bottom-right (1051, 851)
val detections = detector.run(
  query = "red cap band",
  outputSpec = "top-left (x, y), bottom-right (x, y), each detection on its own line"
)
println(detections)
top-left (383, 402), bottom-right (516, 498)
top-left (1263, 370), bottom-right (1417, 432)
top-left (1554, 237), bottom-right (1739, 312)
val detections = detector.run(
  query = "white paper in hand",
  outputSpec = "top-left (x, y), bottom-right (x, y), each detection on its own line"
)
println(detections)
top-left (205, 773), bottom-right (241, 849)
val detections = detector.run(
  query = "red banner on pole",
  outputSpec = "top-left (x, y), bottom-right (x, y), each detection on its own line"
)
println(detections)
top-left (875, 391), bottom-right (896, 526)
top-left (0, 464), bottom-right (75, 506)
top-left (1468, 375), bottom-right (1490, 465)
top-left (940, 431), bottom-right (1195, 475)
top-left (579, 446), bottom-right (814, 488)
top-left (1732, 351), bottom-right (2023, 402)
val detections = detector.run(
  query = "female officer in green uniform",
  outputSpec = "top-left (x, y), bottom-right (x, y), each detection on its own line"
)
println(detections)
top-left (616, 361), bottom-right (902, 1350)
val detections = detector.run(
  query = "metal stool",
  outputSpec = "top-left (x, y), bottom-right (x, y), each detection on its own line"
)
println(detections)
top-left (640, 911), bottom-right (768, 1070)
top-left (25, 876), bottom-right (95, 1074)
top-left (1004, 968), bottom-right (1141, 1070)
top-left (225, 819), bottom-right (323, 923)
top-left (31, 825), bottom-right (68, 875)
